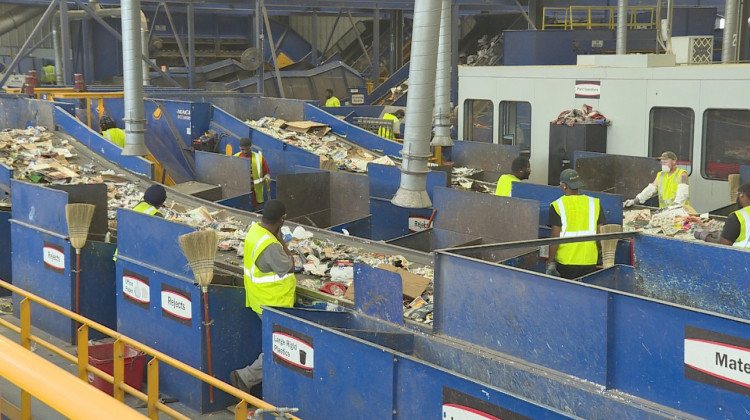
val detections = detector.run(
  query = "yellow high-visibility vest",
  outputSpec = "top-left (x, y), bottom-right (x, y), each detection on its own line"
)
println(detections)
top-left (655, 168), bottom-right (689, 208)
top-left (103, 128), bottom-right (125, 148)
top-left (732, 207), bottom-right (750, 248)
top-left (243, 223), bottom-right (296, 314)
top-left (42, 65), bottom-right (56, 84)
top-left (325, 96), bottom-right (340, 107)
top-left (551, 195), bottom-right (600, 265)
top-left (495, 174), bottom-right (519, 197)
top-left (234, 151), bottom-right (266, 203)
top-left (379, 113), bottom-right (399, 139)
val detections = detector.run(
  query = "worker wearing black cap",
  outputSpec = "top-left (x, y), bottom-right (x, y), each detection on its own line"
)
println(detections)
top-left (230, 199), bottom-right (296, 393)
top-left (547, 169), bottom-right (605, 279)
top-left (234, 137), bottom-right (270, 211)
top-left (99, 115), bottom-right (125, 148)
top-left (624, 151), bottom-right (689, 208)
top-left (113, 185), bottom-right (167, 261)
top-left (696, 182), bottom-right (750, 248)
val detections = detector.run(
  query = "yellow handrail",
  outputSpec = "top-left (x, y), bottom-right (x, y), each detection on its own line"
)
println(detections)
top-left (0, 334), bottom-right (148, 420)
top-left (542, 6), bottom-right (655, 30)
top-left (0, 279), bottom-right (301, 420)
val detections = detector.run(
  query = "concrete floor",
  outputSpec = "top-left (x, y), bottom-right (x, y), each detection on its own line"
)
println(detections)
top-left (0, 296), bottom-right (245, 420)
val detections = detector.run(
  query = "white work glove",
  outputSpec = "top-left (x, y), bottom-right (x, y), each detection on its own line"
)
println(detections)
top-left (545, 261), bottom-right (560, 277)
top-left (623, 199), bottom-right (636, 208)
top-left (263, 174), bottom-right (270, 182)
top-left (675, 183), bottom-right (689, 205)
top-left (635, 184), bottom-right (657, 204)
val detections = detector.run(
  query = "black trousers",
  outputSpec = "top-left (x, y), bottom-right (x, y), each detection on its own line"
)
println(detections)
top-left (557, 263), bottom-right (597, 280)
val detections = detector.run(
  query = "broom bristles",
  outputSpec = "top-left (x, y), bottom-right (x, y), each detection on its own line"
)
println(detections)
top-left (65, 203), bottom-right (96, 250)
top-left (729, 174), bottom-right (740, 203)
top-left (179, 230), bottom-right (219, 288)
top-left (599, 224), bottom-right (622, 269)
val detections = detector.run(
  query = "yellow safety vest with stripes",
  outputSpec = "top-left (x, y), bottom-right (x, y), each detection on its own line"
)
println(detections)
top-left (378, 113), bottom-right (399, 139)
top-left (655, 168), bottom-right (689, 208)
top-left (732, 207), bottom-right (750, 248)
top-left (113, 202), bottom-right (163, 261)
top-left (325, 96), bottom-right (340, 107)
top-left (234, 151), bottom-right (265, 203)
top-left (103, 128), bottom-right (125, 148)
top-left (243, 223), bottom-right (296, 314)
top-left (551, 195), bottom-right (600, 265)
top-left (42, 65), bottom-right (56, 84)
top-left (495, 174), bottom-right (519, 197)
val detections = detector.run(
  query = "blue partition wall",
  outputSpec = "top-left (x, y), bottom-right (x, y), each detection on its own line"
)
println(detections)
top-left (304, 104), bottom-right (403, 156)
top-left (0, 210), bottom-right (12, 296)
top-left (512, 182), bottom-right (623, 226)
top-left (115, 209), bottom-right (259, 413)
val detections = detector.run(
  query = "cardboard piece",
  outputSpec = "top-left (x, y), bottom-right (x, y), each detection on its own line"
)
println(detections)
top-left (344, 264), bottom-right (431, 301)
top-left (283, 121), bottom-right (331, 137)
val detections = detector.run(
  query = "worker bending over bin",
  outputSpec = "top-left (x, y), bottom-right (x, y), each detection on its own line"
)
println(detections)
top-left (99, 115), bottom-right (125, 148)
top-left (495, 157), bottom-right (530, 197)
top-left (379, 109), bottom-right (405, 140)
top-left (547, 169), bottom-right (605, 279)
top-left (234, 137), bottom-right (271, 211)
top-left (231, 200), bottom-right (297, 393)
top-left (695, 182), bottom-right (750, 248)
top-left (624, 151), bottom-right (689, 208)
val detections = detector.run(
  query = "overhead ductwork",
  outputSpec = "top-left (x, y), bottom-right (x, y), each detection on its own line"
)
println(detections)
top-left (121, 0), bottom-right (148, 156)
top-left (616, 0), bottom-right (628, 55)
top-left (392, 0), bottom-right (442, 209)
top-left (0, 6), bottom-right (45, 38)
top-left (431, 0), bottom-right (453, 147)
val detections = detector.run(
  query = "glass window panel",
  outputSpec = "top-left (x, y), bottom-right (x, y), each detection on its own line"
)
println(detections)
top-left (499, 101), bottom-right (532, 156)
top-left (463, 99), bottom-right (493, 143)
top-left (702, 109), bottom-right (750, 180)
top-left (649, 107), bottom-right (694, 174)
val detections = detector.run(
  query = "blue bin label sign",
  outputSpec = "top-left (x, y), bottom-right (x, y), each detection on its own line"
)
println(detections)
top-left (122, 269), bottom-right (150, 310)
top-left (575, 80), bottom-right (601, 99)
top-left (272, 324), bottom-right (314, 378)
top-left (160, 284), bottom-right (192, 326)
top-left (442, 387), bottom-right (531, 420)
top-left (685, 325), bottom-right (750, 396)
top-left (43, 241), bottom-right (65, 274)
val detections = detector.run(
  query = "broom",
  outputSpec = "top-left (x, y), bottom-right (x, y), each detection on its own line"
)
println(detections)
top-left (179, 229), bottom-right (219, 403)
top-left (729, 174), bottom-right (740, 203)
top-left (65, 203), bottom-right (96, 343)
top-left (599, 224), bottom-right (622, 269)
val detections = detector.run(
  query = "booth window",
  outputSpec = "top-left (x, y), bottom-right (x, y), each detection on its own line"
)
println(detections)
top-left (463, 99), bottom-right (493, 143)
top-left (649, 107), bottom-right (694, 174)
top-left (499, 101), bottom-right (532, 156)
top-left (702, 109), bottom-right (750, 180)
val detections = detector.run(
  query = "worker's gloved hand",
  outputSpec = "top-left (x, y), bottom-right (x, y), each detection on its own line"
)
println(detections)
top-left (693, 230), bottom-right (710, 241)
top-left (545, 262), bottom-right (560, 277)
top-left (263, 174), bottom-right (271, 182)
top-left (623, 199), bottom-right (636, 208)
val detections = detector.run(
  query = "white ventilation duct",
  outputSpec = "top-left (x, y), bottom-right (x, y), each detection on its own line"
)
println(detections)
top-left (722, 0), bottom-right (739, 62)
top-left (431, 0), bottom-right (453, 147)
top-left (121, 0), bottom-right (148, 156)
top-left (616, 0), bottom-right (628, 54)
top-left (392, 0), bottom-right (442, 209)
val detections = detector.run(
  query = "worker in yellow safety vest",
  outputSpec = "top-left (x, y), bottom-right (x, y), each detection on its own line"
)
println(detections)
top-left (696, 182), bottom-right (750, 248)
top-left (379, 109), bottom-right (405, 140)
top-left (624, 151), bottom-right (689, 208)
top-left (99, 115), bottom-right (125, 148)
top-left (547, 169), bottom-right (605, 279)
top-left (113, 185), bottom-right (166, 261)
top-left (234, 137), bottom-right (271, 211)
top-left (324, 88), bottom-right (340, 107)
top-left (495, 156), bottom-right (531, 197)
top-left (230, 199), bottom-right (296, 393)
top-left (41, 60), bottom-right (56, 85)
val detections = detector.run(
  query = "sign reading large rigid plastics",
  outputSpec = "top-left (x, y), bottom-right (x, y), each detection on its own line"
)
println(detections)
top-left (122, 269), bottom-right (150, 310)
top-left (685, 325), bottom-right (750, 396)
top-left (575, 80), bottom-right (601, 99)
top-left (442, 387), bottom-right (532, 420)
top-left (272, 324), bottom-right (314, 378)
top-left (43, 241), bottom-right (65, 274)
top-left (160, 284), bottom-right (192, 326)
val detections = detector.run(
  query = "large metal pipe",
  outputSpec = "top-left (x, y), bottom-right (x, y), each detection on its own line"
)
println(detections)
top-left (722, 0), bottom-right (740, 62)
top-left (121, 0), bottom-right (148, 156)
top-left (616, 0), bottom-right (628, 54)
top-left (0, 6), bottom-right (45, 38)
top-left (52, 25), bottom-right (63, 83)
top-left (431, 0), bottom-right (454, 147)
top-left (392, 0), bottom-right (442, 209)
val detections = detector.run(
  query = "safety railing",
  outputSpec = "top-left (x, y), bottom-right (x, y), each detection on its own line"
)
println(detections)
top-left (0, 279), bottom-right (301, 420)
top-left (542, 6), bottom-right (656, 30)
top-left (353, 116), bottom-right (399, 142)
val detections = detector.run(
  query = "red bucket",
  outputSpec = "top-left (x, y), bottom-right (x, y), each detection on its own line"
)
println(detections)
top-left (84, 343), bottom-right (146, 395)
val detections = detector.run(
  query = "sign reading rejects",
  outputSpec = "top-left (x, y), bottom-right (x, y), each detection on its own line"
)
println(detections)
top-left (43, 241), bottom-right (65, 274)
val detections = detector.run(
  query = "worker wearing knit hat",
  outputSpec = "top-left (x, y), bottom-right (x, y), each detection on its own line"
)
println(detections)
top-left (143, 184), bottom-right (167, 208)
top-left (624, 150), bottom-right (689, 208)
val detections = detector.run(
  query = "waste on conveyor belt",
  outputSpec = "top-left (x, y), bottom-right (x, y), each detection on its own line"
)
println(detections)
top-left (464, 33), bottom-right (503, 67)
top-left (552, 104), bottom-right (609, 126)
top-left (623, 205), bottom-right (725, 240)
top-left (246, 117), bottom-right (397, 172)
top-left (0, 127), bottom-right (82, 183)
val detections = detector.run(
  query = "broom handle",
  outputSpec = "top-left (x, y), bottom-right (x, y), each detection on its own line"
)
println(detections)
top-left (75, 249), bottom-right (81, 345)
top-left (203, 291), bottom-right (215, 403)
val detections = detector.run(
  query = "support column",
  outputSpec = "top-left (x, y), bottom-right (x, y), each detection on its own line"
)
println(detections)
top-left (371, 7), bottom-right (380, 88)
top-left (59, 0), bottom-right (73, 84)
top-left (255, 0), bottom-right (264, 95)
top-left (187, 2), bottom-right (195, 88)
